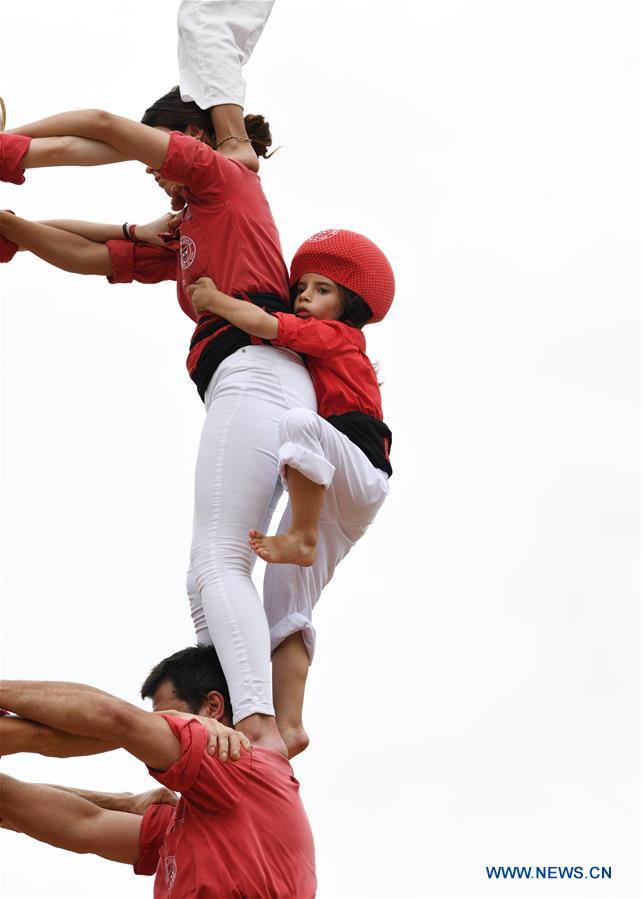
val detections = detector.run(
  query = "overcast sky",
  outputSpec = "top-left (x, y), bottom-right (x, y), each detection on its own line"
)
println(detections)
top-left (1, 1), bottom-right (640, 897)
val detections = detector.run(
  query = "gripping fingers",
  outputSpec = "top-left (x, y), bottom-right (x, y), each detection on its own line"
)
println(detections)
top-left (217, 731), bottom-right (229, 762)
top-left (231, 732), bottom-right (252, 759)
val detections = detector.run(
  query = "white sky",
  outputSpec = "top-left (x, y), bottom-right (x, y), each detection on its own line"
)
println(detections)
top-left (1, 1), bottom-right (640, 897)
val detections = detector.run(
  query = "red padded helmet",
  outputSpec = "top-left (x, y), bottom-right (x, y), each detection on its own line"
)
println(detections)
top-left (289, 229), bottom-right (395, 323)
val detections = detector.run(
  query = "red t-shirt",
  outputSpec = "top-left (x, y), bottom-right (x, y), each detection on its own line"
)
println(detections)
top-left (107, 132), bottom-right (290, 374)
top-left (133, 715), bottom-right (316, 898)
top-left (272, 314), bottom-right (383, 420)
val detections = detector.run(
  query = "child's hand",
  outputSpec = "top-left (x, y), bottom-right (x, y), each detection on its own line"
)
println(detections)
top-left (188, 276), bottom-right (219, 314)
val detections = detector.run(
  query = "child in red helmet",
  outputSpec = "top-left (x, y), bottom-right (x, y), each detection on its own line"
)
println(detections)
top-left (189, 228), bottom-right (394, 757)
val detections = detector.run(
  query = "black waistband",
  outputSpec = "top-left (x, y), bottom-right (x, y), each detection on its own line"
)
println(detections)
top-left (327, 411), bottom-right (393, 476)
top-left (191, 293), bottom-right (290, 400)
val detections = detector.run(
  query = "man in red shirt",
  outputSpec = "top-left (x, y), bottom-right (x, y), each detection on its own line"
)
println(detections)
top-left (0, 645), bottom-right (316, 898)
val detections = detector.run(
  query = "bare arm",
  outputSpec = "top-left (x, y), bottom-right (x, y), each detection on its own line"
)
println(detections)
top-left (189, 276), bottom-right (279, 339)
top-left (38, 219), bottom-right (124, 242)
top-left (0, 680), bottom-right (183, 771)
top-left (0, 212), bottom-right (112, 275)
top-left (9, 109), bottom-right (170, 171)
top-left (0, 715), bottom-right (115, 758)
top-left (38, 212), bottom-right (175, 247)
top-left (41, 784), bottom-right (177, 815)
top-left (0, 773), bottom-right (143, 865)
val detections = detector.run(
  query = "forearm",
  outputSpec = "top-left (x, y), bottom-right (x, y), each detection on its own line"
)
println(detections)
top-left (0, 775), bottom-right (99, 847)
top-left (20, 135), bottom-right (129, 169)
top-left (0, 680), bottom-right (136, 745)
top-left (8, 111), bottom-right (129, 168)
top-left (43, 784), bottom-right (136, 812)
top-left (204, 289), bottom-right (278, 339)
top-left (39, 219), bottom-right (123, 242)
top-left (8, 109), bottom-right (168, 169)
top-left (43, 784), bottom-right (177, 816)
top-left (0, 213), bottom-right (112, 275)
top-left (0, 716), bottom-right (115, 758)
top-left (0, 774), bottom-right (141, 864)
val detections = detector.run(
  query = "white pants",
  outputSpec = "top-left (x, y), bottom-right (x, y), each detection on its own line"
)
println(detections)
top-left (263, 408), bottom-right (389, 662)
top-left (188, 346), bottom-right (316, 723)
top-left (178, 0), bottom-right (275, 108)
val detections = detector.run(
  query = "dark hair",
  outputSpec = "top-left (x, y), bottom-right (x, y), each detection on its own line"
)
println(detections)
top-left (140, 644), bottom-right (231, 716)
top-left (141, 86), bottom-right (273, 158)
top-left (338, 287), bottom-right (373, 328)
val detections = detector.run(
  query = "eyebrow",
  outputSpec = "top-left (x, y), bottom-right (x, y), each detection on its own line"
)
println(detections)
top-left (298, 278), bottom-right (334, 288)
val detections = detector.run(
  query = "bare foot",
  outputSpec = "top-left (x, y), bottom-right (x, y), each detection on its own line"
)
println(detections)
top-left (278, 723), bottom-right (310, 760)
top-left (248, 529), bottom-right (317, 566)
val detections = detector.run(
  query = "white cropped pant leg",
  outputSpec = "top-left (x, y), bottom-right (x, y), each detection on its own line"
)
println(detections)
top-left (188, 347), bottom-right (316, 723)
top-left (178, 0), bottom-right (275, 108)
top-left (263, 408), bottom-right (389, 661)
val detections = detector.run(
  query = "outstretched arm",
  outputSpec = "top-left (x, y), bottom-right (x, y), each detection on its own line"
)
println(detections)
top-left (9, 110), bottom-right (170, 171)
top-left (0, 715), bottom-right (115, 757)
top-left (0, 680), bottom-right (246, 772)
top-left (37, 783), bottom-right (177, 816)
top-left (0, 680), bottom-right (182, 771)
top-left (38, 212), bottom-right (176, 247)
top-left (0, 773), bottom-right (143, 864)
top-left (0, 212), bottom-right (112, 275)
top-left (189, 276), bottom-right (279, 338)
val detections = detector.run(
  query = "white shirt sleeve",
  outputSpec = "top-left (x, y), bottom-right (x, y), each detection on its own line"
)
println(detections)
top-left (177, 0), bottom-right (275, 108)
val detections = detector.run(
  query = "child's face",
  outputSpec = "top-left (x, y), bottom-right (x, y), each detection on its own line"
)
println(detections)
top-left (293, 273), bottom-right (344, 322)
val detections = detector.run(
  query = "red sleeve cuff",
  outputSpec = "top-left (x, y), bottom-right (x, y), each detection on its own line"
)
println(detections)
top-left (106, 239), bottom-right (135, 284)
top-left (0, 134), bottom-right (31, 184)
top-left (272, 311), bottom-right (296, 346)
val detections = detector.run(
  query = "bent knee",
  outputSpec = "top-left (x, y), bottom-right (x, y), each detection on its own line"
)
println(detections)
top-left (280, 407), bottom-right (321, 441)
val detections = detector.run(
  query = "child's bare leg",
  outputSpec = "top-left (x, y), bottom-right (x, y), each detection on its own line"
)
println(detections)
top-left (272, 632), bottom-right (310, 759)
top-left (210, 104), bottom-right (259, 172)
top-left (249, 467), bottom-right (324, 566)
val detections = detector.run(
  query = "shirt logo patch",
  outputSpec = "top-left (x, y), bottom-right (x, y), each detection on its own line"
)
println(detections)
top-left (165, 856), bottom-right (177, 892)
top-left (307, 228), bottom-right (340, 242)
top-left (180, 236), bottom-right (197, 269)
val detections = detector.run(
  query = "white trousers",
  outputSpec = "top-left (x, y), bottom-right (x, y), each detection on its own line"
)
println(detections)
top-left (178, 0), bottom-right (275, 108)
top-left (263, 409), bottom-right (389, 662)
top-left (188, 346), bottom-right (316, 723)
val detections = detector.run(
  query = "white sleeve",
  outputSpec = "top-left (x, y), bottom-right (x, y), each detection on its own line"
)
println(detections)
top-left (177, 0), bottom-right (275, 109)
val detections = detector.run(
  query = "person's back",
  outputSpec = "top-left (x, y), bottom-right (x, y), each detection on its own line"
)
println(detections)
top-left (136, 717), bottom-right (316, 898)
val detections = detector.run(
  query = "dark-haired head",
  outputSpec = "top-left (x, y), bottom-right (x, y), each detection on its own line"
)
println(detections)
top-left (141, 644), bottom-right (232, 721)
top-left (141, 86), bottom-right (273, 158)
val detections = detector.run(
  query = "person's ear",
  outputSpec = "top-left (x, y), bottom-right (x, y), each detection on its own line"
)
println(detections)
top-left (202, 690), bottom-right (226, 720)
top-left (185, 124), bottom-right (205, 141)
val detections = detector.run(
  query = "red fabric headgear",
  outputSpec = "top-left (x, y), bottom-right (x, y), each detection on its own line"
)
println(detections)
top-left (289, 229), bottom-right (395, 323)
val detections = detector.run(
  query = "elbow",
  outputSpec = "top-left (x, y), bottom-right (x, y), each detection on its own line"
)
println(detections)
top-left (100, 699), bottom-right (139, 744)
top-left (83, 109), bottom-right (117, 140)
